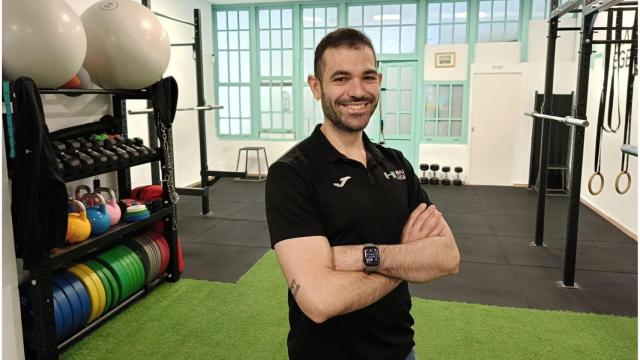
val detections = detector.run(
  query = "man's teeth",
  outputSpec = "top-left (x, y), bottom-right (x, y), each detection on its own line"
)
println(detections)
top-left (344, 104), bottom-right (366, 110)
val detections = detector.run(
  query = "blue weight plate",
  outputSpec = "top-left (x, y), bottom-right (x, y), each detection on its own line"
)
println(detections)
top-left (52, 274), bottom-right (83, 334)
top-left (60, 271), bottom-right (91, 326)
top-left (124, 211), bottom-right (150, 222)
top-left (52, 284), bottom-right (73, 339)
top-left (53, 297), bottom-right (64, 340)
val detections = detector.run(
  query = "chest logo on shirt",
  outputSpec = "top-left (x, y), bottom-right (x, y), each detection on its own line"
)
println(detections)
top-left (333, 176), bottom-right (352, 188)
top-left (384, 169), bottom-right (407, 181)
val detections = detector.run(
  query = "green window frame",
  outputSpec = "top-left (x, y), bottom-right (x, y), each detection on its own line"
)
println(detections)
top-left (347, 2), bottom-right (418, 55)
top-left (477, 0), bottom-right (520, 42)
top-left (423, 82), bottom-right (466, 143)
top-left (426, 1), bottom-right (468, 45)
top-left (302, 5), bottom-right (339, 135)
top-left (214, 9), bottom-right (252, 137)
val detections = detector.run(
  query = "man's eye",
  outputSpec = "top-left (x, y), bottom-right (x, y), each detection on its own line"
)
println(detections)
top-left (364, 76), bottom-right (377, 81)
top-left (334, 77), bottom-right (347, 82)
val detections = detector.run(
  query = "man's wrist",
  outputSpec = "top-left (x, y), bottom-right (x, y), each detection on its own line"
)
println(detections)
top-left (362, 243), bottom-right (380, 273)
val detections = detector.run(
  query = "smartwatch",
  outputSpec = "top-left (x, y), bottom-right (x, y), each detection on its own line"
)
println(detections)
top-left (362, 243), bottom-right (380, 273)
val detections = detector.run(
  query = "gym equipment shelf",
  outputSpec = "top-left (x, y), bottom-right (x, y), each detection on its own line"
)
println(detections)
top-left (50, 207), bottom-right (173, 270)
top-left (4, 77), bottom-right (181, 360)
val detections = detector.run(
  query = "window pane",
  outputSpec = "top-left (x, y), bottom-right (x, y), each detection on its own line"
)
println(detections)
top-left (260, 50), bottom-right (270, 76)
top-left (228, 11), bottom-right (238, 30)
top-left (229, 86), bottom-right (240, 117)
top-left (364, 5), bottom-right (381, 26)
top-left (229, 51), bottom-right (239, 82)
top-left (283, 50), bottom-right (293, 77)
top-left (425, 85), bottom-right (436, 118)
top-left (241, 86), bottom-right (251, 117)
top-left (217, 12), bottom-right (227, 31)
top-left (401, 26), bottom-right (415, 53)
top-left (229, 31), bottom-right (238, 49)
top-left (272, 87), bottom-right (282, 112)
top-left (386, 67), bottom-right (399, 89)
top-left (399, 114), bottom-right (411, 135)
top-left (218, 51), bottom-right (228, 83)
top-left (218, 32), bottom-right (227, 50)
top-left (381, 27), bottom-right (400, 54)
top-left (442, 3), bottom-right (454, 23)
top-left (261, 113), bottom-right (271, 129)
top-left (315, 29), bottom-right (325, 47)
top-left (271, 30), bottom-right (281, 48)
top-left (220, 118), bottom-right (230, 135)
top-left (240, 51), bottom-right (250, 83)
top-left (304, 49), bottom-right (314, 78)
top-left (239, 11), bottom-right (249, 29)
top-left (438, 85), bottom-right (450, 117)
top-left (239, 31), bottom-right (249, 50)
top-left (259, 10), bottom-right (269, 28)
top-left (428, 4), bottom-right (440, 24)
top-left (382, 4), bottom-right (401, 25)
top-left (260, 30), bottom-right (270, 49)
top-left (505, 22), bottom-right (518, 40)
top-left (219, 86), bottom-right (228, 117)
top-left (271, 9), bottom-right (281, 28)
top-left (230, 119), bottom-right (240, 135)
top-left (283, 30), bottom-right (292, 48)
top-left (454, 24), bottom-right (466, 43)
top-left (303, 8), bottom-right (314, 27)
top-left (479, 1), bottom-right (491, 21)
top-left (314, 8), bottom-right (326, 27)
top-left (327, 8), bottom-right (338, 27)
top-left (386, 113), bottom-right (398, 134)
top-left (386, 90), bottom-right (398, 112)
top-left (282, 9), bottom-right (292, 28)
top-left (401, 4), bottom-right (416, 25)
top-left (451, 120), bottom-right (462, 136)
top-left (441, 24), bottom-right (453, 44)
top-left (427, 25), bottom-right (440, 45)
top-left (400, 66), bottom-right (413, 88)
top-left (493, 0), bottom-right (506, 21)
top-left (364, 27), bottom-right (381, 53)
top-left (492, 22), bottom-right (505, 41)
top-left (261, 87), bottom-right (270, 111)
top-left (425, 121), bottom-right (437, 136)
top-left (532, 0), bottom-right (546, 19)
top-left (348, 6), bottom-right (362, 26)
top-left (478, 23), bottom-right (491, 41)
top-left (507, 0), bottom-right (520, 21)
top-left (271, 51), bottom-right (282, 76)
top-left (455, 2), bottom-right (468, 22)
top-left (242, 119), bottom-right (251, 135)
top-left (283, 86), bottom-right (292, 113)
top-left (451, 85), bottom-right (463, 118)
top-left (437, 121), bottom-right (449, 136)
top-left (400, 90), bottom-right (412, 112)
top-left (303, 29), bottom-right (314, 48)
top-left (273, 112), bottom-right (282, 129)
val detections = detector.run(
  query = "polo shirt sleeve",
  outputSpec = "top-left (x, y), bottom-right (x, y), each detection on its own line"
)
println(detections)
top-left (402, 156), bottom-right (432, 209)
top-left (265, 161), bottom-right (326, 248)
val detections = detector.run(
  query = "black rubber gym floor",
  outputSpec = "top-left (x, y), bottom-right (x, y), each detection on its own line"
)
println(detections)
top-left (177, 179), bottom-right (637, 317)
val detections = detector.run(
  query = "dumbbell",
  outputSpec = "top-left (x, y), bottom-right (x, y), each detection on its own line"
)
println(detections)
top-left (419, 164), bottom-right (429, 184)
top-left (106, 135), bottom-right (140, 161)
top-left (65, 139), bottom-right (108, 169)
top-left (453, 167), bottom-right (464, 186)
top-left (111, 134), bottom-right (152, 160)
top-left (93, 139), bottom-right (129, 165)
top-left (441, 166), bottom-right (451, 185)
top-left (78, 138), bottom-right (118, 167)
top-left (51, 141), bottom-right (83, 176)
top-left (133, 137), bottom-right (157, 158)
top-left (429, 164), bottom-right (440, 185)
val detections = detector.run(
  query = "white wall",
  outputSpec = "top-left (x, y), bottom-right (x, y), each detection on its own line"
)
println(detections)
top-left (424, 44), bottom-right (468, 81)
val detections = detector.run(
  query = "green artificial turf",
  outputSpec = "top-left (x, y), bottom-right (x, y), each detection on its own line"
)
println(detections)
top-left (62, 251), bottom-right (637, 360)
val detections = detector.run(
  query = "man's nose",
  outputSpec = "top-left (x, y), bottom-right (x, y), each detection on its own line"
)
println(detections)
top-left (346, 78), bottom-right (367, 98)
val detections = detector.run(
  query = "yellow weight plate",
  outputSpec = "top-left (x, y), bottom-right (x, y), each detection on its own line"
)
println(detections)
top-left (68, 264), bottom-right (102, 323)
top-left (75, 263), bottom-right (107, 317)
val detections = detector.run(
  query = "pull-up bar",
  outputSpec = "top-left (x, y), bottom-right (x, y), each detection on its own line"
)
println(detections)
top-left (524, 112), bottom-right (590, 127)
top-left (621, 144), bottom-right (638, 156)
top-left (128, 104), bottom-right (223, 115)
top-left (153, 11), bottom-right (196, 27)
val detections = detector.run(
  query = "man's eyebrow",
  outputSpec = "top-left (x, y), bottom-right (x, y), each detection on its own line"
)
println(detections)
top-left (329, 70), bottom-right (351, 78)
top-left (363, 69), bottom-right (378, 76)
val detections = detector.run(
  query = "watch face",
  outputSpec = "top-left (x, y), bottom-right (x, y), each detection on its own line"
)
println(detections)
top-left (363, 247), bottom-right (380, 266)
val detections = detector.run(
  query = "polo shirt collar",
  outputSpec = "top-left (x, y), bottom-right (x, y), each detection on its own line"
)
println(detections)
top-left (312, 124), bottom-right (384, 163)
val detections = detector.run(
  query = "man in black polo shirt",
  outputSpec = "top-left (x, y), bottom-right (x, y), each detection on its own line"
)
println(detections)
top-left (265, 28), bottom-right (460, 360)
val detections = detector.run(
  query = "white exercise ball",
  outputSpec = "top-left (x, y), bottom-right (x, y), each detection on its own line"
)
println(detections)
top-left (81, 0), bottom-right (171, 89)
top-left (76, 67), bottom-right (94, 89)
top-left (2, 0), bottom-right (87, 88)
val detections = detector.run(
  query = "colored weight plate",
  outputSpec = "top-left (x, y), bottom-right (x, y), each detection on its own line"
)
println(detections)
top-left (85, 259), bottom-right (119, 312)
top-left (108, 247), bottom-right (138, 299)
top-left (141, 234), bottom-right (161, 280)
top-left (52, 284), bottom-right (73, 339)
top-left (52, 274), bottom-right (84, 333)
top-left (52, 297), bottom-right (65, 340)
top-left (127, 238), bottom-right (150, 283)
top-left (126, 204), bottom-right (147, 213)
top-left (112, 245), bottom-right (143, 293)
top-left (139, 235), bottom-right (159, 282)
top-left (66, 265), bottom-right (101, 324)
top-left (98, 249), bottom-right (133, 301)
top-left (59, 271), bottom-right (91, 326)
top-left (147, 231), bottom-right (170, 275)
top-left (118, 245), bottom-right (145, 292)
top-left (124, 210), bottom-right (150, 222)
top-left (73, 264), bottom-right (107, 319)
top-left (82, 260), bottom-right (113, 314)
top-left (96, 251), bottom-right (131, 304)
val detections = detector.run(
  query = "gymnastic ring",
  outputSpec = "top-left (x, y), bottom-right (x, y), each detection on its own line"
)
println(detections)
top-left (588, 172), bottom-right (604, 195)
top-left (615, 171), bottom-right (631, 195)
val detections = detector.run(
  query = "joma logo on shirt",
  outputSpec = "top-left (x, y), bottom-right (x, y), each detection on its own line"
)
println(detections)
top-left (384, 170), bottom-right (406, 180)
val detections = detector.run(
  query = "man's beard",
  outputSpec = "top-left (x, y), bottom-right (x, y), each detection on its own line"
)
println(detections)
top-left (320, 92), bottom-right (379, 133)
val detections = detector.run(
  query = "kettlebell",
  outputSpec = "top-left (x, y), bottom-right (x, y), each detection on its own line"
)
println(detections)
top-left (81, 193), bottom-right (111, 236)
top-left (66, 200), bottom-right (91, 244)
top-left (98, 187), bottom-right (122, 226)
top-left (75, 185), bottom-right (97, 207)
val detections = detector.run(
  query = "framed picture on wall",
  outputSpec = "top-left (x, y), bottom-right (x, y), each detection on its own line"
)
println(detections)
top-left (435, 52), bottom-right (456, 68)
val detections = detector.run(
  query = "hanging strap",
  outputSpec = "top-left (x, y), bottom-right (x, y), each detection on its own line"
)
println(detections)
top-left (605, 10), bottom-right (624, 133)
top-left (616, 10), bottom-right (637, 195)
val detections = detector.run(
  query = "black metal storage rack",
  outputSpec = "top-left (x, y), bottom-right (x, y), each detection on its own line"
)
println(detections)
top-left (3, 85), bottom-right (181, 360)
top-left (534, 0), bottom-right (637, 287)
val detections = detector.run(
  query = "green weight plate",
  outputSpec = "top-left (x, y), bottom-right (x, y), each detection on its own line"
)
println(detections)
top-left (106, 248), bottom-right (136, 300)
top-left (111, 246), bottom-right (141, 296)
top-left (83, 260), bottom-right (113, 313)
top-left (89, 259), bottom-right (120, 311)
top-left (120, 246), bottom-right (145, 291)
top-left (96, 250), bottom-right (132, 304)
top-left (113, 246), bottom-right (142, 292)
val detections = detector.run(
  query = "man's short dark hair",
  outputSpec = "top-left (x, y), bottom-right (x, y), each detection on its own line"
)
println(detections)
top-left (314, 28), bottom-right (377, 80)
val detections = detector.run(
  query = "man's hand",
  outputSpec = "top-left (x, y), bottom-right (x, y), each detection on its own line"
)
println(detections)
top-left (400, 203), bottom-right (444, 243)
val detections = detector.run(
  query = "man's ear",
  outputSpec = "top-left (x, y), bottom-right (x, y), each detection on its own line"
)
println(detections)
top-left (377, 72), bottom-right (383, 86)
top-left (307, 75), bottom-right (322, 100)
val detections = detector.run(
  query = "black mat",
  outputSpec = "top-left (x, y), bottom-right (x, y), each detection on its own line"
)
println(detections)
top-left (176, 179), bottom-right (637, 316)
